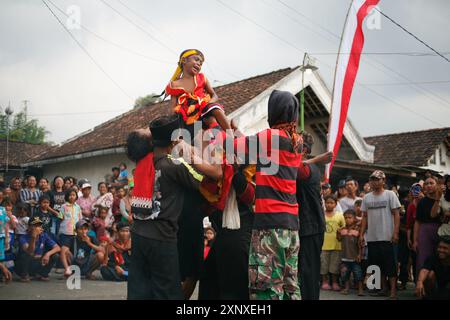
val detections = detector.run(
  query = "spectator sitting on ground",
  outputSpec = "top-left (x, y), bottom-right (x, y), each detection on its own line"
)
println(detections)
top-left (15, 216), bottom-right (61, 282)
top-left (62, 219), bottom-right (105, 280)
top-left (416, 236), bottom-right (450, 300)
top-left (100, 222), bottom-right (131, 282)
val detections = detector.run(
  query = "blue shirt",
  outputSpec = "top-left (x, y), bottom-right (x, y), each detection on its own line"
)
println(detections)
top-left (0, 207), bottom-right (7, 238)
top-left (19, 232), bottom-right (57, 257)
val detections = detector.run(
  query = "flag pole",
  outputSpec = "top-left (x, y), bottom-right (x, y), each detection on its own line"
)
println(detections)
top-left (325, 0), bottom-right (354, 182)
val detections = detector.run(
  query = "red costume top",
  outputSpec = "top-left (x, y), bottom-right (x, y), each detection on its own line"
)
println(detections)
top-left (165, 73), bottom-right (211, 125)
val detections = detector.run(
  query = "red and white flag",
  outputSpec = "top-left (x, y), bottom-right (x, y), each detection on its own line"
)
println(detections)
top-left (326, 0), bottom-right (380, 180)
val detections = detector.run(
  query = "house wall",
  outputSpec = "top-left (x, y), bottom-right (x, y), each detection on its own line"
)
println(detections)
top-left (42, 153), bottom-right (133, 197)
top-left (424, 143), bottom-right (450, 174)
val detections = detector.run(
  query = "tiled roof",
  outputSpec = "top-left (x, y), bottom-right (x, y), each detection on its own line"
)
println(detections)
top-left (0, 140), bottom-right (53, 167)
top-left (364, 127), bottom-right (450, 166)
top-left (32, 67), bottom-right (295, 161)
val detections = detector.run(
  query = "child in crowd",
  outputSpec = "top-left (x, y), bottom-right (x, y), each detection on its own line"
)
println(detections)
top-left (112, 187), bottom-right (125, 223)
top-left (337, 209), bottom-right (364, 296)
top-left (57, 188), bottom-right (83, 278)
top-left (165, 49), bottom-right (231, 139)
top-left (92, 206), bottom-right (109, 238)
top-left (354, 198), bottom-right (368, 280)
top-left (321, 195), bottom-right (345, 291)
top-left (100, 222), bottom-right (131, 282)
top-left (15, 203), bottom-right (30, 243)
top-left (62, 219), bottom-right (104, 280)
top-left (118, 163), bottom-right (129, 186)
top-left (0, 205), bottom-right (9, 262)
top-left (203, 227), bottom-right (216, 260)
top-left (33, 195), bottom-right (54, 240)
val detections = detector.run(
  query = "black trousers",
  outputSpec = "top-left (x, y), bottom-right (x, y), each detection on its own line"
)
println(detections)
top-left (199, 212), bottom-right (253, 300)
top-left (299, 233), bottom-right (324, 300)
top-left (15, 252), bottom-right (58, 278)
top-left (177, 191), bottom-right (204, 282)
top-left (127, 232), bottom-right (183, 300)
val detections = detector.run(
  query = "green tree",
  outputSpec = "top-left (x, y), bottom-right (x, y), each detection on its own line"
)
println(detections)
top-left (134, 93), bottom-right (162, 109)
top-left (0, 106), bottom-right (49, 144)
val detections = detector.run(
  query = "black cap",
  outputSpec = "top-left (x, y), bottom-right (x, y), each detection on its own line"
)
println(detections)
top-left (149, 115), bottom-right (180, 147)
top-left (338, 180), bottom-right (346, 188)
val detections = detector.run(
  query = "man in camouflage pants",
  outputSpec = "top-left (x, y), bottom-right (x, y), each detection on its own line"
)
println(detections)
top-left (249, 229), bottom-right (300, 300)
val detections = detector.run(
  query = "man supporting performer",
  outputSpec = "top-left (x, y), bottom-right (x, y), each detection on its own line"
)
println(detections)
top-left (126, 116), bottom-right (221, 300)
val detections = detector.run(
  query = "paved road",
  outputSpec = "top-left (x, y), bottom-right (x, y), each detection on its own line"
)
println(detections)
top-left (0, 272), bottom-right (416, 300)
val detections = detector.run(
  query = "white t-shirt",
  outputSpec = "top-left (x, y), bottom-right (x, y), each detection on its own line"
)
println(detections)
top-left (361, 190), bottom-right (401, 242)
top-left (16, 217), bottom-right (30, 235)
top-left (339, 196), bottom-right (362, 213)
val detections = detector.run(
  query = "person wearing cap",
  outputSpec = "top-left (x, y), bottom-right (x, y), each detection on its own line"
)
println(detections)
top-left (61, 218), bottom-right (104, 280)
top-left (126, 115), bottom-right (221, 300)
top-left (76, 182), bottom-right (96, 219)
top-left (15, 216), bottom-right (61, 282)
top-left (100, 222), bottom-right (131, 282)
top-left (359, 170), bottom-right (401, 299)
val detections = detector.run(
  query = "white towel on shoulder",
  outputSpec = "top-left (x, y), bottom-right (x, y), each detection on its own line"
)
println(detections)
top-left (222, 187), bottom-right (240, 230)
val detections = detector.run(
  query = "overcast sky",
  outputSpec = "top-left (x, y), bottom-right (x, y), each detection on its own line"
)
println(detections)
top-left (1, 0), bottom-right (449, 144)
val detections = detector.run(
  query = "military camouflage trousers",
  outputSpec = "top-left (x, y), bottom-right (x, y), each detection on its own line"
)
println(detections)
top-left (248, 229), bottom-right (300, 300)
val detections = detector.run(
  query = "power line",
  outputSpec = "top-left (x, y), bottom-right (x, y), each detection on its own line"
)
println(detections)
top-left (115, 0), bottom-right (174, 42)
top-left (375, 8), bottom-right (450, 63)
top-left (46, 0), bottom-right (172, 65)
top-left (215, 0), bottom-right (305, 54)
top-left (215, 0), bottom-right (447, 126)
top-left (29, 109), bottom-right (129, 117)
top-left (41, 0), bottom-right (133, 100)
top-left (362, 80), bottom-right (450, 86)
top-left (270, 0), bottom-right (450, 110)
top-left (98, 0), bottom-right (177, 56)
top-left (311, 51), bottom-right (450, 56)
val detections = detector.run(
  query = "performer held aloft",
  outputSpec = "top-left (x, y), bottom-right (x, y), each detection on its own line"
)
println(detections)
top-left (232, 90), bottom-right (303, 300)
top-left (165, 49), bottom-right (231, 139)
top-left (125, 116), bottom-right (221, 300)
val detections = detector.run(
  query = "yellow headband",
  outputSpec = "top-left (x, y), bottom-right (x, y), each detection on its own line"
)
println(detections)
top-left (170, 49), bottom-right (203, 81)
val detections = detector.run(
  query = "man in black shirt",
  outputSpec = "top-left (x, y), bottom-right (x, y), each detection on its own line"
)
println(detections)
top-left (296, 132), bottom-right (332, 300)
top-left (126, 115), bottom-right (221, 300)
top-left (416, 236), bottom-right (450, 300)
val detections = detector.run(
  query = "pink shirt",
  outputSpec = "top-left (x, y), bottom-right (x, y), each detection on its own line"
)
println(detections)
top-left (76, 195), bottom-right (96, 218)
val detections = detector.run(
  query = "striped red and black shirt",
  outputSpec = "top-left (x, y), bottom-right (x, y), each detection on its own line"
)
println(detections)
top-left (234, 129), bottom-right (302, 230)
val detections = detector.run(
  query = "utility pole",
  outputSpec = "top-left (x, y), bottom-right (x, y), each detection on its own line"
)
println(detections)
top-left (5, 102), bottom-right (14, 172)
